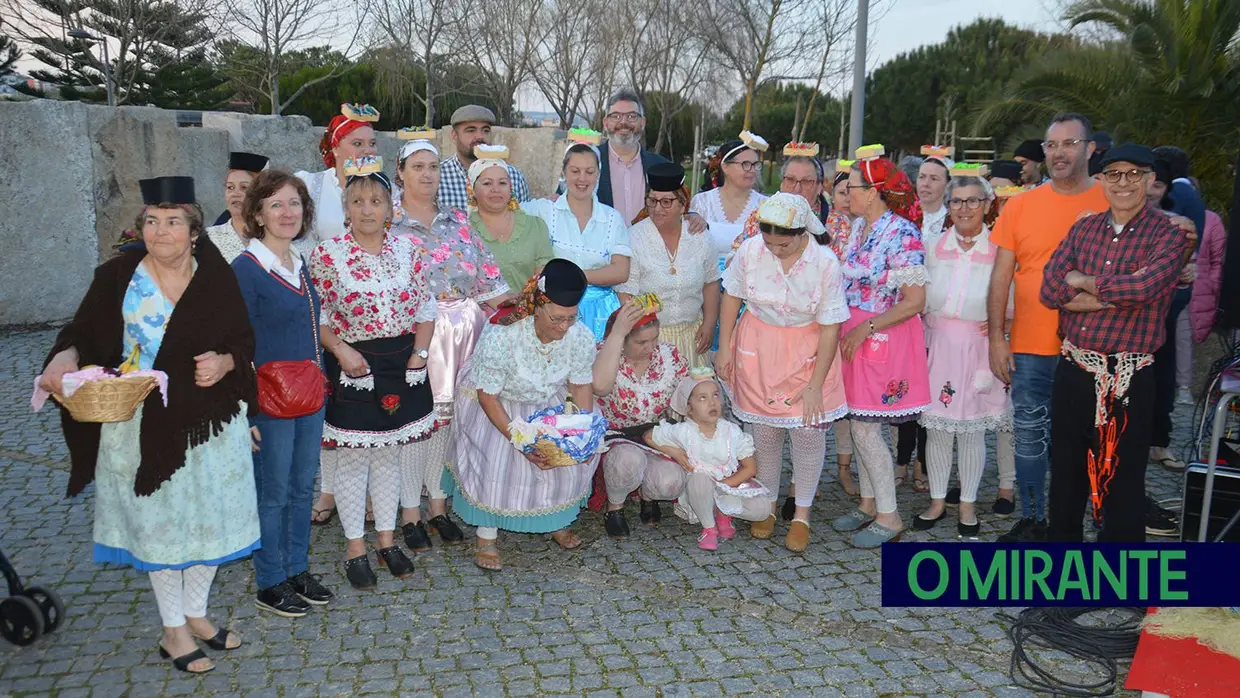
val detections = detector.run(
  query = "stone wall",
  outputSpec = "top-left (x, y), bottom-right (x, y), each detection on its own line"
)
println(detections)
top-left (0, 100), bottom-right (566, 326)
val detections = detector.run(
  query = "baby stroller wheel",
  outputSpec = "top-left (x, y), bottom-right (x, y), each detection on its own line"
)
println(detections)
top-left (0, 595), bottom-right (45, 646)
top-left (23, 586), bottom-right (65, 633)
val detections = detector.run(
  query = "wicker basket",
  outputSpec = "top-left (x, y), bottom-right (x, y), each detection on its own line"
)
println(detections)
top-left (52, 375), bottom-right (158, 423)
top-left (532, 439), bottom-right (581, 468)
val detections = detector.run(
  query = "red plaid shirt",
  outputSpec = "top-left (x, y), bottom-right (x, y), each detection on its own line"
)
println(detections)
top-left (1040, 205), bottom-right (1188, 354)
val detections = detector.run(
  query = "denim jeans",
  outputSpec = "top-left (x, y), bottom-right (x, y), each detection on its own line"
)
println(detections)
top-left (251, 410), bottom-right (325, 590)
top-left (1010, 353), bottom-right (1060, 520)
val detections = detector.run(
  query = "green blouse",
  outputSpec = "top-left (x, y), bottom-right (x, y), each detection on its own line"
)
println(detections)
top-left (471, 210), bottom-right (555, 291)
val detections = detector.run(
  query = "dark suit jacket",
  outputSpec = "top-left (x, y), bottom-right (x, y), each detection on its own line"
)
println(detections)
top-left (596, 142), bottom-right (671, 209)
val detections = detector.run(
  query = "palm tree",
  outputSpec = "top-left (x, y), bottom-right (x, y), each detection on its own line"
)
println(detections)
top-left (976, 0), bottom-right (1240, 208)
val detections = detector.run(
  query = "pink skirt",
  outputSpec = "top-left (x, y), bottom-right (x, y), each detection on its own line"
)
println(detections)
top-left (840, 308), bottom-right (931, 421)
top-left (429, 297), bottom-right (489, 421)
top-left (726, 311), bottom-right (848, 427)
top-left (920, 316), bottom-right (1012, 433)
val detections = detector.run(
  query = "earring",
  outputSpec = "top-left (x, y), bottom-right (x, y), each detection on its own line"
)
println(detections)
top-left (384, 220), bottom-right (393, 232)
top-left (466, 194), bottom-right (478, 208)
top-left (507, 197), bottom-right (519, 211)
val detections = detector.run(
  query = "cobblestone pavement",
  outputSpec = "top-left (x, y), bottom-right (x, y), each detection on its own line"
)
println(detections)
top-left (0, 327), bottom-right (1200, 697)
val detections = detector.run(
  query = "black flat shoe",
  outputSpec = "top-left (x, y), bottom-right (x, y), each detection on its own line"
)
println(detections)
top-left (945, 487), bottom-right (961, 505)
top-left (428, 514), bottom-right (465, 544)
top-left (255, 582), bottom-right (310, 618)
top-left (376, 546), bottom-right (414, 579)
top-left (344, 553), bottom-right (378, 591)
top-left (289, 571), bottom-right (333, 605)
top-left (194, 627), bottom-right (241, 650)
top-left (604, 510), bottom-right (631, 539)
top-left (991, 497), bottom-right (1015, 516)
top-left (159, 645), bottom-right (214, 674)
top-left (780, 496), bottom-right (796, 522)
top-left (913, 511), bottom-right (948, 531)
top-left (639, 500), bottom-right (662, 526)
top-left (958, 520), bottom-right (981, 538)
top-left (402, 521), bottom-right (432, 552)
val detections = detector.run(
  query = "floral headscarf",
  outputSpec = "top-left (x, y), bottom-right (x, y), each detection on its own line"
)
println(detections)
top-left (857, 156), bottom-right (924, 228)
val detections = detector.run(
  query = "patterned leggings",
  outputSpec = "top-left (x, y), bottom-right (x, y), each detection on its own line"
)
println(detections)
top-left (336, 446), bottom-right (400, 540)
top-left (400, 427), bottom-right (451, 508)
top-left (751, 424), bottom-right (827, 509)
top-left (925, 430), bottom-right (986, 503)
top-left (850, 421), bottom-right (898, 514)
top-left (149, 565), bottom-right (216, 627)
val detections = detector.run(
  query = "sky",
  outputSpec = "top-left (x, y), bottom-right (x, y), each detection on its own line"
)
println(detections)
top-left (516, 0), bottom-right (1066, 115)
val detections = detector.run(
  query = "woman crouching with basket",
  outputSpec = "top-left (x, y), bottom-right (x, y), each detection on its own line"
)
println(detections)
top-left (308, 156), bottom-right (440, 591)
top-left (37, 177), bottom-right (259, 675)
top-left (449, 259), bottom-right (602, 570)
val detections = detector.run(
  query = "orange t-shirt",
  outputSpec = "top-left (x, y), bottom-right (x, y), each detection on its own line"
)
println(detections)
top-left (990, 181), bottom-right (1110, 355)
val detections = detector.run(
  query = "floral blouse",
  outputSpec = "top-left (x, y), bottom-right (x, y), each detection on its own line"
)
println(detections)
top-left (840, 210), bottom-right (927, 314)
top-left (468, 316), bottom-right (597, 403)
top-left (825, 209), bottom-right (853, 259)
top-left (597, 342), bottom-right (689, 429)
top-left (309, 232), bottom-right (438, 344)
top-left (721, 235), bottom-right (850, 328)
top-left (390, 206), bottom-right (510, 303)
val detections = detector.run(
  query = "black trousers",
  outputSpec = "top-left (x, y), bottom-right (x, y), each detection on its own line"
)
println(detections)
top-left (1152, 287), bottom-right (1190, 448)
top-left (896, 422), bottom-right (927, 466)
top-left (1048, 356), bottom-right (1155, 543)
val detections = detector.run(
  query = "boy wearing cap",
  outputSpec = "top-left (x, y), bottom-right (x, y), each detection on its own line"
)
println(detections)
top-left (438, 105), bottom-right (532, 210)
top-left (1012, 140), bottom-right (1046, 187)
top-left (1038, 143), bottom-right (1192, 542)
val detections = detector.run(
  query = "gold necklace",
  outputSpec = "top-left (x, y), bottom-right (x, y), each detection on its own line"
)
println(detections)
top-left (662, 229), bottom-right (681, 275)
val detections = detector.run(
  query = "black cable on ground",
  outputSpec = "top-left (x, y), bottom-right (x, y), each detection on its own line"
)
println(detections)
top-left (996, 607), bottom-right (1145, 697)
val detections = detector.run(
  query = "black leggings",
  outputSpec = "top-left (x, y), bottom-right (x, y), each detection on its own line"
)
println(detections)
top-left (896, 422), bottom-right (928, 467)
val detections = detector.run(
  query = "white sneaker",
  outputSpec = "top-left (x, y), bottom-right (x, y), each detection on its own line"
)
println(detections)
top-left (1177, 388), bottom-right (1193, 405)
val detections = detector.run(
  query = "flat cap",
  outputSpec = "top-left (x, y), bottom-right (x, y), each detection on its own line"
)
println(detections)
top-left (451, 105), bottom-right (497, 126)
top-left (1098, 143), bottom-right (1155, 170)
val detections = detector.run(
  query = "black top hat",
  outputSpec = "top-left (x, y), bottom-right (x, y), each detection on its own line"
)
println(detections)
top-left (540, 258), bottom-right (588, 307)
top-left (228, 152), bottom-right (269, 173)
top-left (139, 176), bottom-right (196, 205)
top-left (989, 159), bottom-right (1023, 183)
top-left (647, 162), bottom-right (686, 192)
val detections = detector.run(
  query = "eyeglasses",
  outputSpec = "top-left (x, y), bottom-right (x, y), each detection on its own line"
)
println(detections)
top-left (544, 313), bottom-right (577, 327)
top-left (645, 197), bottom-right (680, 210)
top-left (948, 197), bottom-right (985, 210)
top-left (728, 160), bottom-right (761, 172)
top-left (781, 176), bottom-right (818, 189)
top-left (846, 183), bottom-right (872, 191)
top-left (605, 112), bottom-right (642, 123)
top-left (1041, 138), bottom-right (1087, 151)
top-left (1101, 168), bottom-right (1150, 184)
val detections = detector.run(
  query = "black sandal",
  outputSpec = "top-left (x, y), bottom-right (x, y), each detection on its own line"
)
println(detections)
top-left (376, 546), bottom-right (415, 579)
top-left (159, 645), bottom-right (214, 674)
top-left (344, 553), bottom-right (378, 591)
top-left (194, 627), bottom-right (240, 651)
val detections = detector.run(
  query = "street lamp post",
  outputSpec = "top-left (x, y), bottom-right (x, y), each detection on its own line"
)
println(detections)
top-left (67, 28), bottom-right (114, 107)
top-left (847, 0), bottom-right (868, 157)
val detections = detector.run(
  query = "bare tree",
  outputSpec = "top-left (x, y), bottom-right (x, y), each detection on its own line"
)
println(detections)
top-left (219, 0), bottom-right (366, 114)
top-left (1, 0), bottom-right (224, 104)
top-left (530, 0), bottom-right (598, 129)
top-left (698, 0), bottom-right (819, 130)
top-left (583, 2), bottom-right (629, 129)
top-left (449, 0), bottom-right (546, 126)
top-left (367, 0), bottom-right (461, 127)
top-left (626, 0), bottom-right (713, 152)
top-left (796, 0), bottom-right (861, 141)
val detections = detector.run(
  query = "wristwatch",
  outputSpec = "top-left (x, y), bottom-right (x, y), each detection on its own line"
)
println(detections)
top-left (415, 349), bottom-right (429, 360)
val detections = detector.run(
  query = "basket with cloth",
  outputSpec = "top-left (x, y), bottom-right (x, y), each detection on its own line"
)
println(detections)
top-left (508, 403), bottom-right (608, 467)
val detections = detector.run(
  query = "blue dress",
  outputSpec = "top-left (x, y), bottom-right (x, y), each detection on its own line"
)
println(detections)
top-left (92, 262), bottom-right (261, 571)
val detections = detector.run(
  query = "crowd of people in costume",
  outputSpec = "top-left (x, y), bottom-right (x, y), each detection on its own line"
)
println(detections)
top-left (33, 91), bottom-right (1228, 675)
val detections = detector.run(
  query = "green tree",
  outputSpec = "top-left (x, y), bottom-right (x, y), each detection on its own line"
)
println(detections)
top-left (0, 34), bottom-right (20, 75)
top-left (718, 82), bottom-right (845, 155)
top-left (976, 0), bottom-right (1240, 209)
top-left (864, 18), bottom-right (1074, 154)
top-left (11, 0), bottom-right (216, 104)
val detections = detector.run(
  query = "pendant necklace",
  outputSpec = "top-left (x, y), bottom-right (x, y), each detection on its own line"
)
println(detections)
top-left (664, 233), bottom-right (680, 275)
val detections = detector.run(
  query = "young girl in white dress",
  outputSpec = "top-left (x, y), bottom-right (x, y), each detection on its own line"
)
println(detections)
top-left (645, 369), bottom-right (771, 550)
